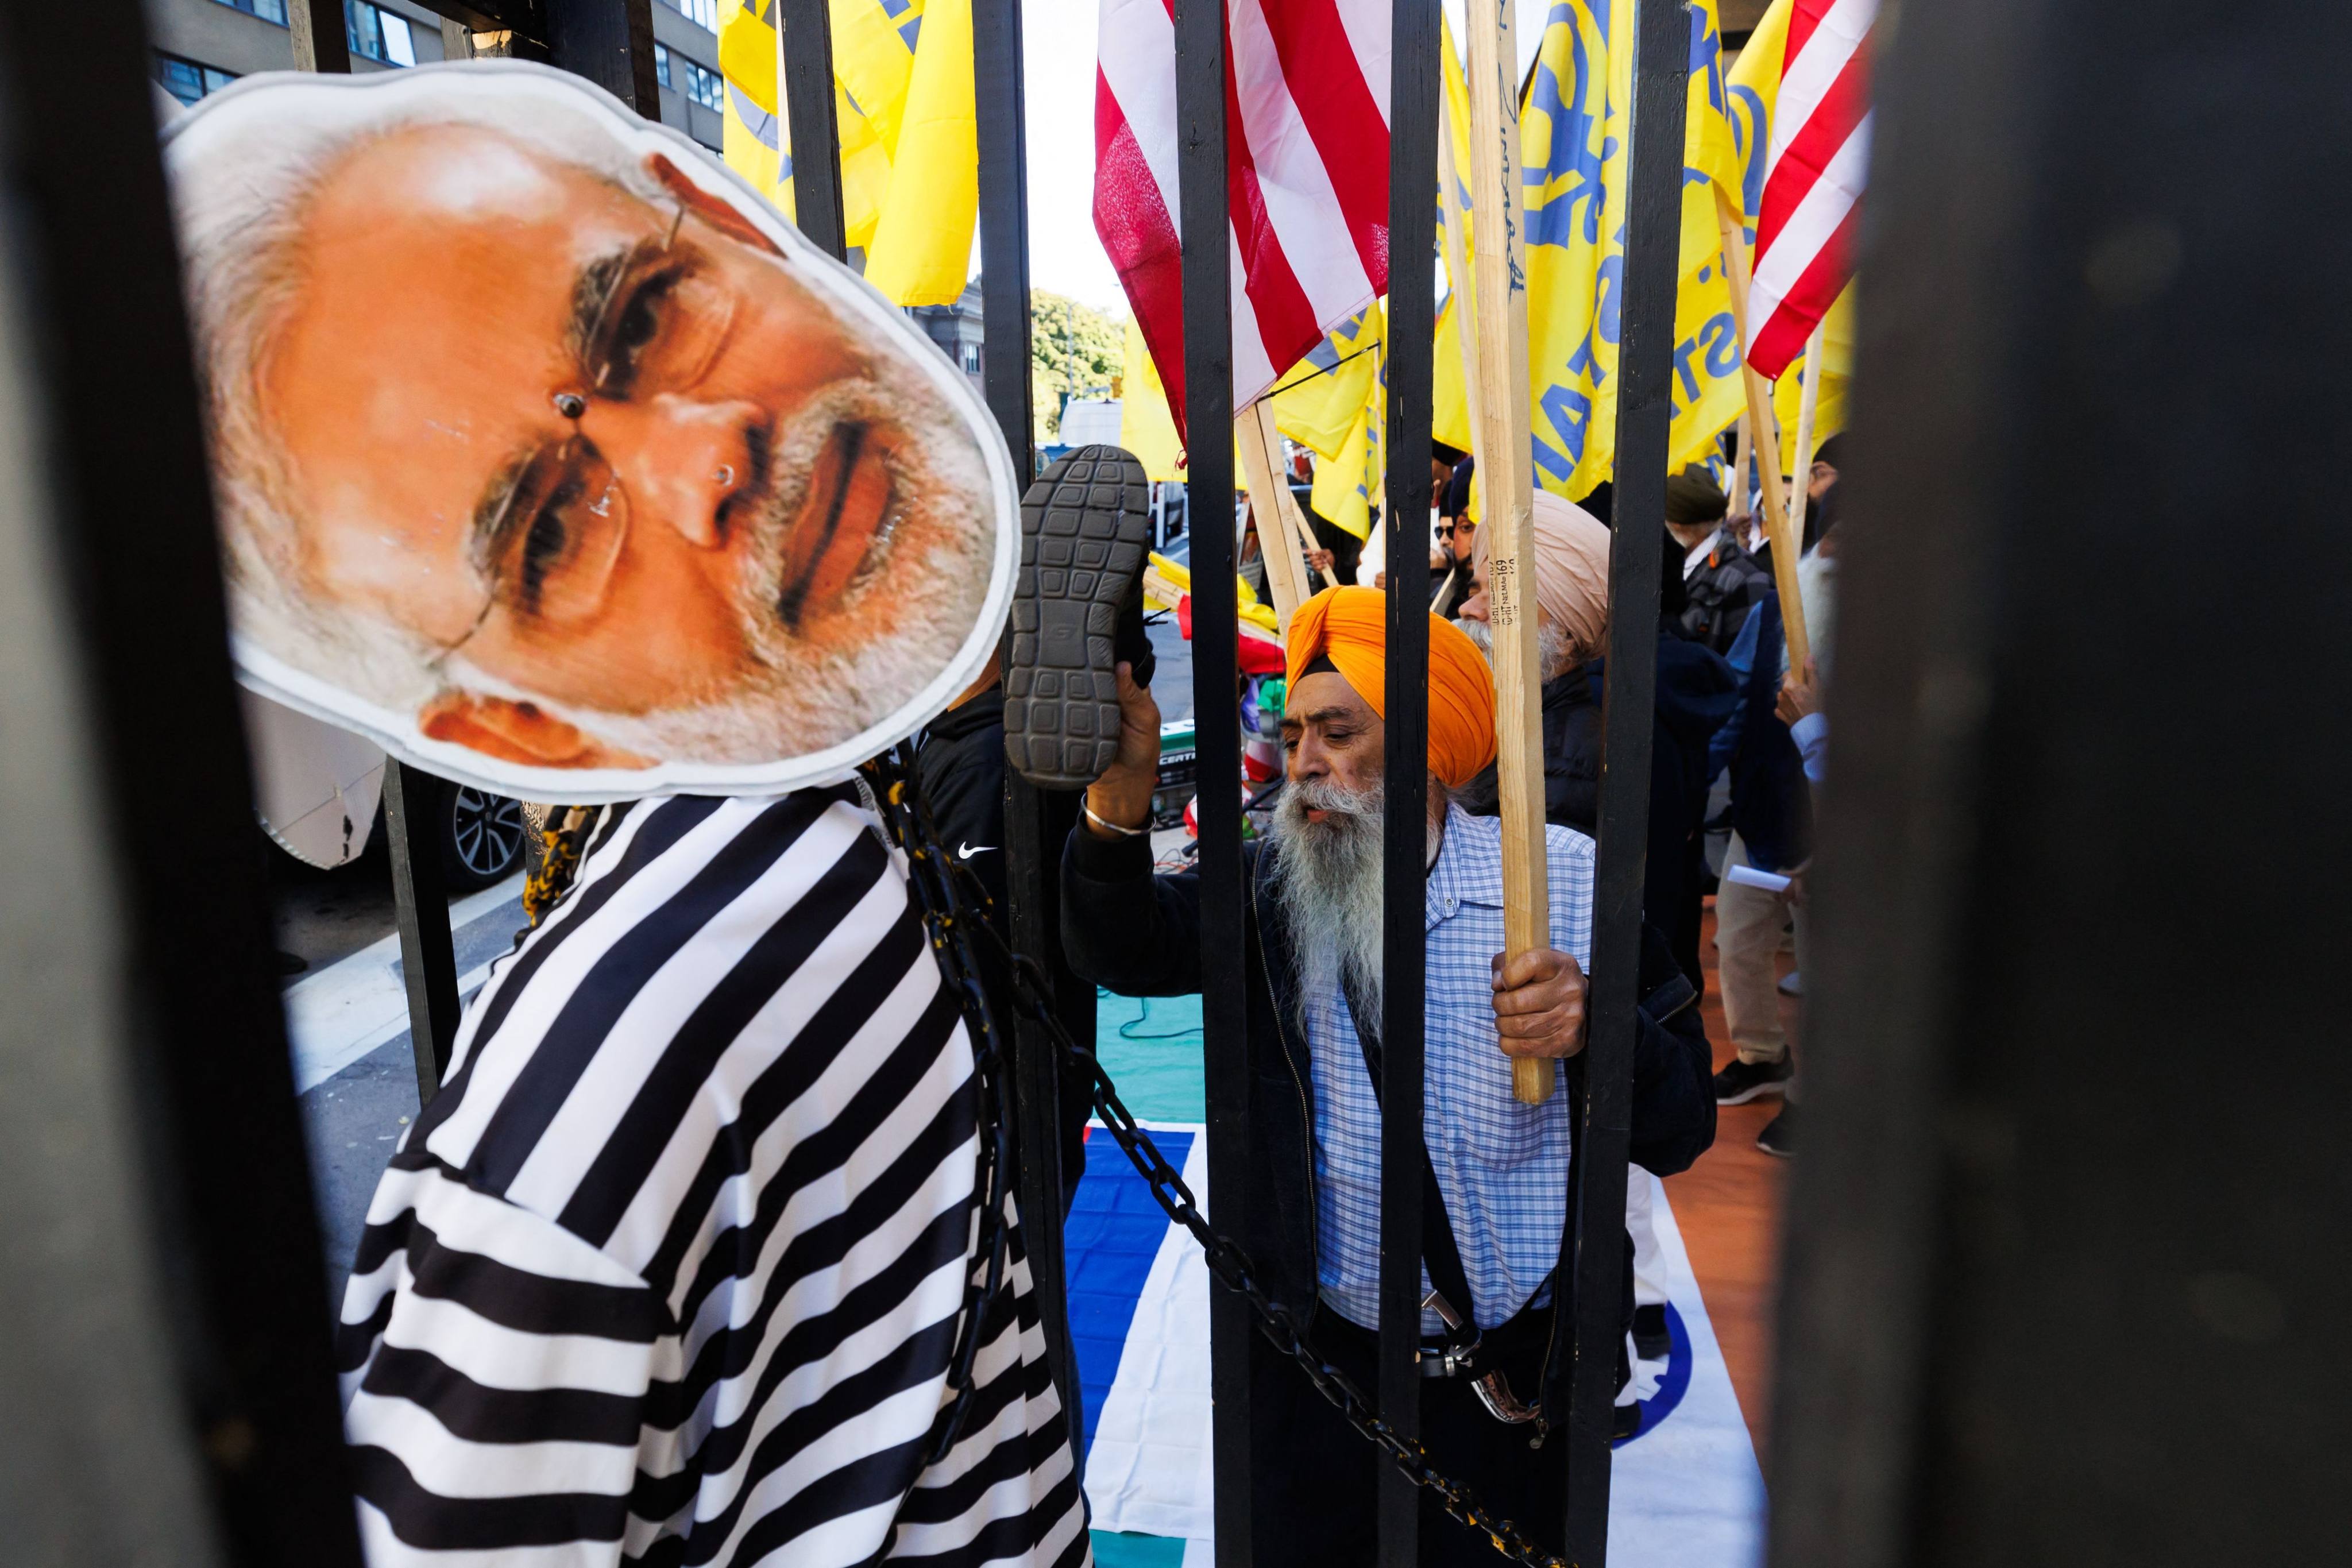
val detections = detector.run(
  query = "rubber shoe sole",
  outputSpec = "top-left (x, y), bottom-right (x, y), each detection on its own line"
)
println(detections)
top-left (1716, 1077), bottom-right (1791, 1107)
top-left (1005, 446), bottom-right (1153, 789)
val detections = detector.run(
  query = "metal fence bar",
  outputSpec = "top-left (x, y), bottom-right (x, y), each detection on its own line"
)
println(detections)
top-left (1774, 2), bottom-right (2352, 1563)
top-left (288, 0), bottom-right (352, 71)
top-left (776, 0), bottom-right (847, 258)
top-left (0, 1), bottom-right (365, 1558)
top-left (275, 0), bottom-right (470, 1141)
top-left (1376, 0), bottom-right (1442, 1559)
top-left (973, 0), bottom-right (1083, 1457)
top-left (1171, 0), bottom-right (1250, 1561)
top-left (1561, 0), bottom-right (1686, 1556)
top-left (384, 763), bottom-right (462, 1107)
top-left (544, 0), bottom-right (661, 114)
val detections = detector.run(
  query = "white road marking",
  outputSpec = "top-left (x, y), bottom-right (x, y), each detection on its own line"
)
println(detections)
top-left (283, 876), bottom-right (523, 1093)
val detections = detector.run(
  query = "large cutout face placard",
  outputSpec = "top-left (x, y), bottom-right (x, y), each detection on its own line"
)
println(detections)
top-left (165, 63), bottom-right (1015, 801)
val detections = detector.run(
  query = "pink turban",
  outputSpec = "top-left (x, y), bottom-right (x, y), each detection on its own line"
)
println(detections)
top-left (1472, 491), bottom-right (1612, 662)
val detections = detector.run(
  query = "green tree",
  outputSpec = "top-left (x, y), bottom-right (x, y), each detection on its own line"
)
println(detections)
top-left (1029, 290), bottom-right (1125, 446)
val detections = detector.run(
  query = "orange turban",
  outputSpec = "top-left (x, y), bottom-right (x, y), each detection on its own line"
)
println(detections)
top-left (1284, 586), bottom-right (1498, 790)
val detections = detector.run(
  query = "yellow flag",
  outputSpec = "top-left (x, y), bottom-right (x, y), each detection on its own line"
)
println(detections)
top-left (1433, 293), bottom-right (1473, 457)
top-left (1303, 302), bottom-right (1386, 542)
top-left (1519, 0), bottom-right (1748, 502)
top-left (1310, 405), bottom-right (1373, 540)
top-left (860, 0), bottom-right (975, 303)
top-left (1725, 0), bottom-right (1793, 234)
top-left (716, 0), bottom-right (975, 307)
top-left (719, 0), bottom-right (791, 217)
top-left (1431, 16), bottom-right (1477, 466)
top-left (1265, 306), bottom-right (1384, 462)
top-left (1119, 316), bottom-right (1185, 484)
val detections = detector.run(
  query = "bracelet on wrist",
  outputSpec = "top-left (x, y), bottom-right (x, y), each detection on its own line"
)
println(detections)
top-left (1083, 802), bottom-right (1147, 839)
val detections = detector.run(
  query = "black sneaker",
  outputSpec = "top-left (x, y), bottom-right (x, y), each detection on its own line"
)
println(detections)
top-left (1004, 446), bottom-right (1154, 789)
top-left (1631, 1304), bottom-right (1671, 1361)
top-left (1756, 1106), bottom-right (1795, 1158)
top-left (1712, 1056), bottom-right (1792, 1105)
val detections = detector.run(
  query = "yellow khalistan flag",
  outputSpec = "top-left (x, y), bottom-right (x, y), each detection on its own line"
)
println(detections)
top-left (1264, 305), bottom-right (1385, 465)
top-left (1304, 309), bottom-right (1387, 542)
top-left (1436, 0), bottom-right (1748, 505)
top-left (716, 0), bottom-right (976, 306)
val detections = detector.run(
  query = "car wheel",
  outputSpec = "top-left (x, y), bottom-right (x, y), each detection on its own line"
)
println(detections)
top-left (442, 786), bottom-right (527, 891)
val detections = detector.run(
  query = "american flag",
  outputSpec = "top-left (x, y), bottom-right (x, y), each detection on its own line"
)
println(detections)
top-left (1747, 0), bottom-right (1876, 380)
top-left (1094, 0), bottom-right (1391, 437)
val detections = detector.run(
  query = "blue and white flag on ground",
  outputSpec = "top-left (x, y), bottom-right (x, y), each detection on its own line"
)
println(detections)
top-left (1065, 1123), bottom-right (1766, 1566)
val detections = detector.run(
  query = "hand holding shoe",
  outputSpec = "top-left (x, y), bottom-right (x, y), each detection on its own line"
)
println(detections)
top-left (1082, 662), bottom-right (1161, 839)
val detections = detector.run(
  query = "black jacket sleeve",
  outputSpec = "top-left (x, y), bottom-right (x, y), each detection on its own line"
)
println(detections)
top-left (1059, 825), bottom-right (1211, 998)
top-left (1624, 921), bottom-right (1718, 1177)
top-left (912, 717), bottom-right (1009, 929)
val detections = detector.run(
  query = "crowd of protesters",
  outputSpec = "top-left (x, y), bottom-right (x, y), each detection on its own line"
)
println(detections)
top-left (1439, 434), bottom-right (1842, 1156)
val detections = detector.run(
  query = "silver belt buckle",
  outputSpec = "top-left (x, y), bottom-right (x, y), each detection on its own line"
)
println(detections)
top-left (1417, 1289), bottom-right (1539, 1423)
top-left (1416, 1288), bottom-right (1476, 1378)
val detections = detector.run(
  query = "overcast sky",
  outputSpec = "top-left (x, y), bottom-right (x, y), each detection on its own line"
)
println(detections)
top-left (1011, 0), bottom-right (1549, 315)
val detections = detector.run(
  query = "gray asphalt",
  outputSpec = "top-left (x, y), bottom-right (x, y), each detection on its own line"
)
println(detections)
top-left (272, 847), bottom-right (519, 1304)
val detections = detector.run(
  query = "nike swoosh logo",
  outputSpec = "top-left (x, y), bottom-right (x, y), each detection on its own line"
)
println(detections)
top-left (959, 842), bottom-right (997, 858)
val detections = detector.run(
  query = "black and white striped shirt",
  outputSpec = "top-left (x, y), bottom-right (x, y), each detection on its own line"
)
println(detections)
top-left (337, 790), bottom-right (1090, 1567)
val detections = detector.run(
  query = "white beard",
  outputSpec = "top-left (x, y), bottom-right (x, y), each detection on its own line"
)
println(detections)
top-left (1458, 616), bottom-right (1574, 681)
top-left (1267, 775), bottom-right (1452, 1038)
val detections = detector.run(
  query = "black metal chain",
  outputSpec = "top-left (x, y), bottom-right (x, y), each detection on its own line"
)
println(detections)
top-left (859, 750), bottom-right (1571, 1568)
top-left (862, 749), bottom-right (1016, 1466)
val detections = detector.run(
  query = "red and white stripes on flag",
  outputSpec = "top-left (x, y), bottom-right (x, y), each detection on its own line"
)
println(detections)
top-left (1094, 0), bottom-right (1390, 438)
top-left (1747, 0), bottom-right (1875, 380)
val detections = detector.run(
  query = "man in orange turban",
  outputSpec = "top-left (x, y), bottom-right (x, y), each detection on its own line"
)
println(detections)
top-left (1283, 584), bottom-right (1499, 790)
top-left (1059, 583), bottom-right (1711, 1563)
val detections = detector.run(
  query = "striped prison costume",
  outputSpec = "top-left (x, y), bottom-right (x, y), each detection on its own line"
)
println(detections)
top-left (337, 790), bottom-right (1090, 1567)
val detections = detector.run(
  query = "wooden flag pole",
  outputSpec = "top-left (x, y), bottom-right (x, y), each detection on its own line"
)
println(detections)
top-left (1252, 401), bottom-right (1334, 594)
top-left (1787, 319), bottom-right (1828, 566)
top-left (1237, 406), bottom-right (1307, 633)
top-left (1713, 191), bottom-right (1812, 672)
top-left (1284, 499), bottom-right (1332, 595)
top-left (1731, 411), bottom-right (1754, 538)
top-left (1463, 0), bottom-right (1550, 1106)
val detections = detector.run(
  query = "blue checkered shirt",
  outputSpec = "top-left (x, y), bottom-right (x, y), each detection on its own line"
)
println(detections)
top-left (1307, 805), bottom-right (1596, 1334)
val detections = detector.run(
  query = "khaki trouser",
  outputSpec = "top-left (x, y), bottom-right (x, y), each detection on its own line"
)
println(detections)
top-left (1714, 831), bottom-right (1806, 1067)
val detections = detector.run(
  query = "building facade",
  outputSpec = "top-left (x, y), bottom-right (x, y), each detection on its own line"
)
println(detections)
top-left (146, 0), bottom-right (728, 157)
top-left (907, 276), bottom-right (986, 404)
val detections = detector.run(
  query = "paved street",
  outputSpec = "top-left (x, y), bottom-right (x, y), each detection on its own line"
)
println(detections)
top-left (269, 847), bottom-right (523, 1303)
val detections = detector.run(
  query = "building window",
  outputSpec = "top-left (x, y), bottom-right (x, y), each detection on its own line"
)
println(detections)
top-left (208, 0), bottom-right (289, 25)
top-left (345, 0), bottom-right (416, 65)
top-left (962, 345), bottom-right (981, 374)
top-left (655, 44), bottom-right (725, 111)
top-left (659, 0), bottom-right (719, 32)
top-left (156, 53), bottom-right (239, 106)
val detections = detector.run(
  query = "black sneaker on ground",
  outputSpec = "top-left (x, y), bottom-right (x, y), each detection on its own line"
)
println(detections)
top-left (1756, 1106), bottom-right (1795, 1158)
top-left (1631, 1303), bottom-right (1671, 1361)
top-left (1712, 1056), bottom-right (1793, 1105)
top-left (1004, 446), bottom-right (1154, 789)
